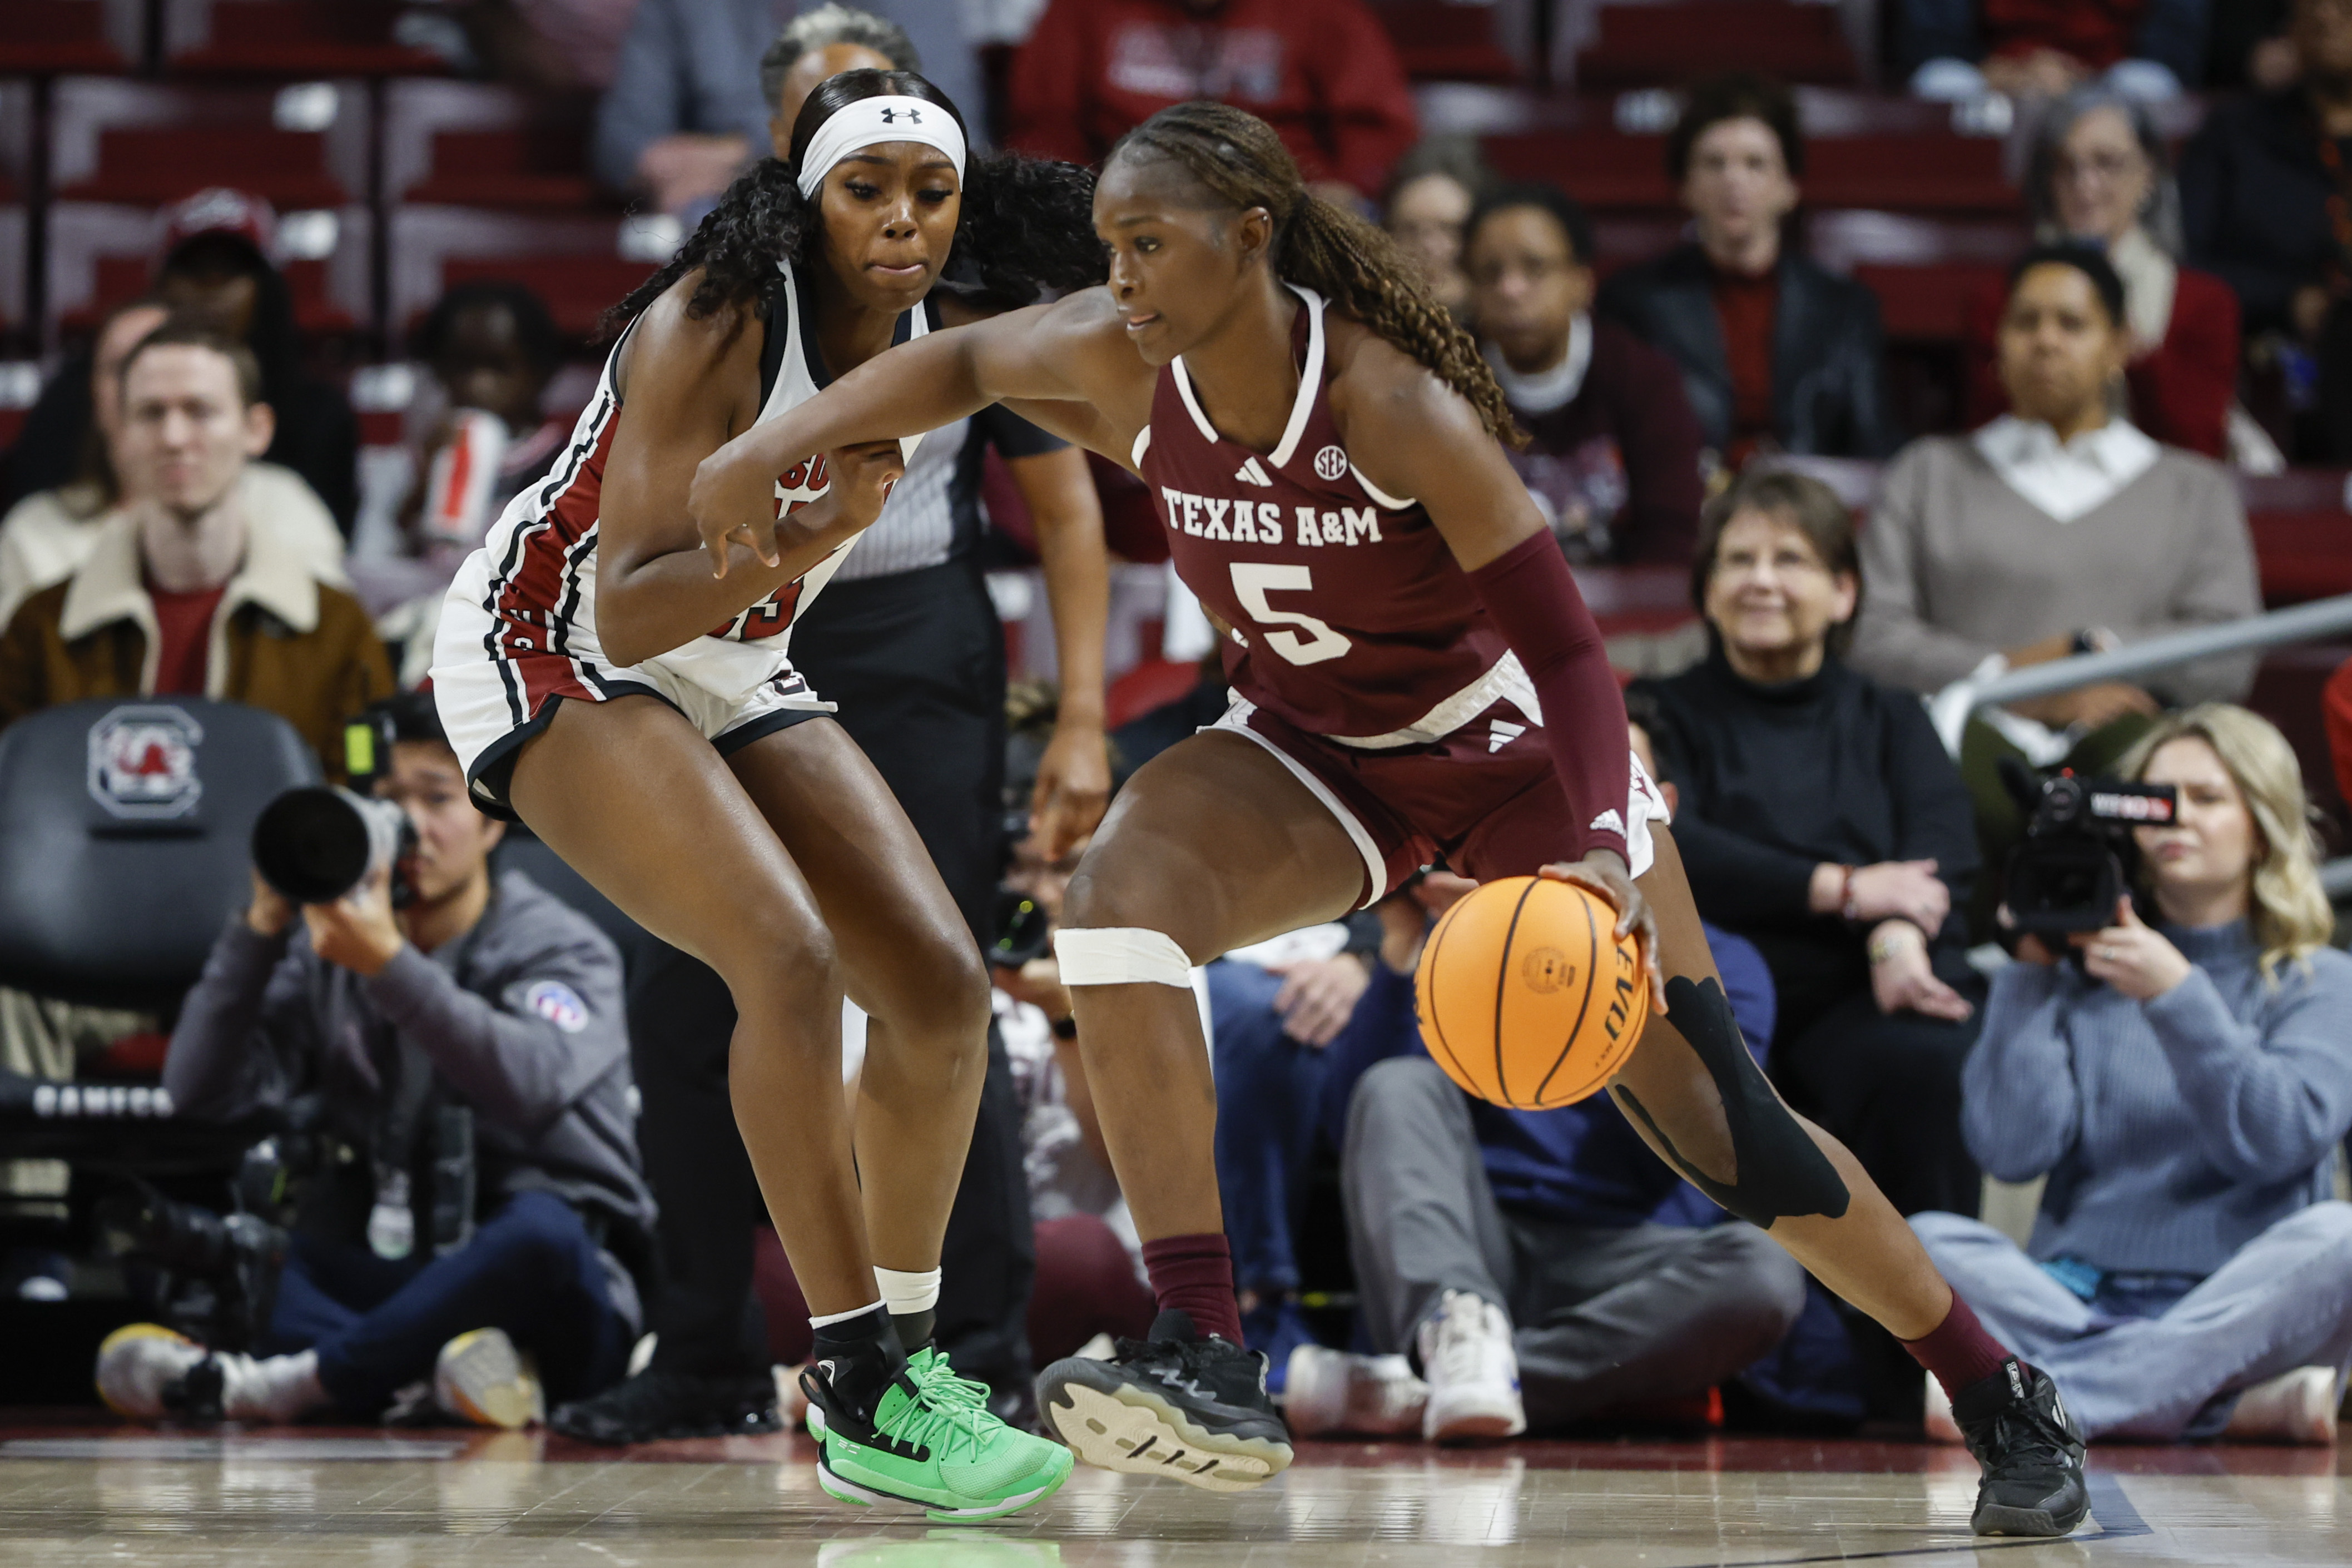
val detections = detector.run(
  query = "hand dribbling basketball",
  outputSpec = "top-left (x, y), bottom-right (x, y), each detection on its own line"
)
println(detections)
top-left (1541, 849), bottom-right (1666, 1015)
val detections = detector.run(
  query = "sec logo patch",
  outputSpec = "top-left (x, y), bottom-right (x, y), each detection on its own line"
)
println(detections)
top-left (1313, 445), bottom-right (1349, 482)
top-left (527, 980), bottom-right (589, 1033)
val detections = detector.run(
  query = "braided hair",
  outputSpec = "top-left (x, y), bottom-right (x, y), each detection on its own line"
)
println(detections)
top-left (1110, 102), bottom-right (1524, 447)
top-left (607, 68), bottom-right (1103, 337)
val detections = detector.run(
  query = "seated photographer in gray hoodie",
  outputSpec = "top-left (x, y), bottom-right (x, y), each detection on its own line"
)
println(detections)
top-left (1912, 704), bottom-right (2352, 1445)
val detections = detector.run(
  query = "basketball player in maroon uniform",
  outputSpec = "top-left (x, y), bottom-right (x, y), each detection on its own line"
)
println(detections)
top-left (689, 103), bottom-right (2087, 1537)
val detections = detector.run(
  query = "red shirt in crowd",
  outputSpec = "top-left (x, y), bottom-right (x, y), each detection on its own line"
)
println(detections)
top-left (1963, 267), bottom-right (2240, 458)
top-left (1006, 0), bottom-right (1418, 199)
top-left (1983, 0), bottom-right (2146, 72)
top-left (1713, 267), bottom-right (1779, 466)
top-left (146, 580), bottom-right (226, 696)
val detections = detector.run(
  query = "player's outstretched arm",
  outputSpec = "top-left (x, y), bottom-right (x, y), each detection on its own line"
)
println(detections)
top-left (688, 289), bottom-right (1147, 574)
top-left (1340, 344), bottom-right (1661, 1004)
top-left (592, 281), bottom-right (903, 667)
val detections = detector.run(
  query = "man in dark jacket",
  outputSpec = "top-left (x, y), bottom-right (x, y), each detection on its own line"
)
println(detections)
top-left (1597, 75), bottom-right (1899, 466)
top-left (95, 691), bottom-right (652, 1428)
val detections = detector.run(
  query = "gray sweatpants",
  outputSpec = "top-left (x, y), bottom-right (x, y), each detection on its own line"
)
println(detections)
top-left (1341, 1056), bottom-right (1808, 1430)
top-left (1914, 1204), bottom-right (2352, 1440)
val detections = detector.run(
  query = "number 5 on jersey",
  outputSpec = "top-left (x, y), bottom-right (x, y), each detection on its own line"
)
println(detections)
top-left (1230, 563), bottom-right (1352, 666)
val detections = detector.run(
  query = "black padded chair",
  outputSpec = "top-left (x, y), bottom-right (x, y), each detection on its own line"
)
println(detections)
top-left (0, 698), bottom-right (321, 1010)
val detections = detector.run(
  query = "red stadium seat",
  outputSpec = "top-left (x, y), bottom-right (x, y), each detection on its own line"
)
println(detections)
top-left (0, 0), bottom-right (137, 75)
top-left (1372, 1), bottom-right (1524, 84)
top-left (1481, 127), bottom-right (2012, 216)
top-left (48, 78), bottom-right (371, 210)
top-left (388, 207), bottom-right (661, 341)
top-left (384, 82), bottom-right (608, 212)
top-left (1576, 2), bottom-right (1859, 88)
top-left (1850, 262), bottom-right (2009, 343)
top-left (165, 0), bottom-right (443, 77)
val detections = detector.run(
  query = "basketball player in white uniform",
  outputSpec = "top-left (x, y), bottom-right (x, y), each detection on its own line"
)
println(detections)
top-left (429, 70), bottom-right (1104, 1519)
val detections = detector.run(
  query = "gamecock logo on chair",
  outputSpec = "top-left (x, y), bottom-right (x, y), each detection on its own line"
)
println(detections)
top-left (86, 705), bottom-right (205, 821)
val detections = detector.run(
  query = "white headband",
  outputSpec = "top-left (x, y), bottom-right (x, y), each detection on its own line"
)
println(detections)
top-left (795, 95), bottom-right (967, 200)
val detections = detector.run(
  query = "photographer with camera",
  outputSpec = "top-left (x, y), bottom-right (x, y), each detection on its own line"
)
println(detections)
top-left (1913, 704), bottom-right (2352, 1445)
top-left (96, 691), bottom-right (653, 1428)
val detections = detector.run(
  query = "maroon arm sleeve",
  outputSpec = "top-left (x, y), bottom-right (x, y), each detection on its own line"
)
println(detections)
top-left (1467, 531), bottom-right (1632, 862)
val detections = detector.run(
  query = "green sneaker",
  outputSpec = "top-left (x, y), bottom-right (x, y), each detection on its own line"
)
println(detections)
top-left (813, 1348), bottom-right (1073, 1523)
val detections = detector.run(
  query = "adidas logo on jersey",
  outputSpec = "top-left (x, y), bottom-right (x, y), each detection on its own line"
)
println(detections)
top-left (1487, 719), bottom-right (1526, 753)
top-left (1590, 808), bottom-right (1627, 837)
top-left (1234, 456), bottom-right (1273, 487)
top-left (1159, 487), bottom-right (1382, 547)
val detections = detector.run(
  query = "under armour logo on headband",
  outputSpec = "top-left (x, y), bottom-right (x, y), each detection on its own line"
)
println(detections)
top-left (796, 93), bottom-right (967, 199)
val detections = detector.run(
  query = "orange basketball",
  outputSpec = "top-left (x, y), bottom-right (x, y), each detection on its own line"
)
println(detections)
top-left (1414, 876), bottom-right (1650, 1110)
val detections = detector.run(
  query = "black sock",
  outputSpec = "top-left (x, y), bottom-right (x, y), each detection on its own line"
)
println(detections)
top-left (890, 1308), bottom-right (936, 1351)
top-left (808, 1306), bottom-right (905, 1425)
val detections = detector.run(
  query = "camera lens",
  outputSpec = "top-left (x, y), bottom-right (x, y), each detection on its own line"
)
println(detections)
top-left (252, 787), bottom-right (376, 904)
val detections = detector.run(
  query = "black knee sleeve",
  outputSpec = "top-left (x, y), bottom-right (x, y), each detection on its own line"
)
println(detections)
top-left (1612, 975), bottom-right (1850, 1229)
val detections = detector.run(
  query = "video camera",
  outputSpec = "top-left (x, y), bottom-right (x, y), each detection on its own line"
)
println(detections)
top-left (2001, 759), bottom-right (2179, 936)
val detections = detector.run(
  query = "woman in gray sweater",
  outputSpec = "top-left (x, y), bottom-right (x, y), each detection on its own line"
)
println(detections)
top-left (1913, 704), bottom-right (2352, 1445)
top-left (1850, 244), bottom-right (2260, 935)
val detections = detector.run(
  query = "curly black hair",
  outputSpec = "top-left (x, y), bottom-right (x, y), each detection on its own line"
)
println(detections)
top-left (606, 68), bottom-right (1103, 339)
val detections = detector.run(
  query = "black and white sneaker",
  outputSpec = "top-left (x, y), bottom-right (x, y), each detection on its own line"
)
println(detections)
top-left (548, 1368), bottom-right (781, 1445)
top-left (1035, 1309), bottom-right (1293, 1492)
top-left (1954, 1359), bottom-right (2088, 1537)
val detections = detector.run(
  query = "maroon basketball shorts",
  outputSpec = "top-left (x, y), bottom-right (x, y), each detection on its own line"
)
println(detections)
top-left (1210, 696), bottom-right (1668, 909)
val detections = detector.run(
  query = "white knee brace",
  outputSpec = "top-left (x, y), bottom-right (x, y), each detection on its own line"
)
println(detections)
top-left (1053, 926), bottom-right (1194, 987)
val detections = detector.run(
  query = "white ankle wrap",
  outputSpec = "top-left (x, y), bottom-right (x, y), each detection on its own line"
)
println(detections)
top-left (1054, 926), bottom-right (1194, 987)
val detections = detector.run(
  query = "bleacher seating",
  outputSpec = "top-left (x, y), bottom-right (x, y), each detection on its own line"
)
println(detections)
top-left (0, 0), bottom-right (138, 76)
top-left (162, 0), bottom-right (442, 78)
top-left (383, 80), bottom-right (608, 213)
top-left (1372, 0), bottom-right (1527, 85)
top-left (388, 207), bottom-right (657, 341)
top-left (1574, 2), bottom-right (1859, 88)
top-left (43, 77), bottom-right (372, 344)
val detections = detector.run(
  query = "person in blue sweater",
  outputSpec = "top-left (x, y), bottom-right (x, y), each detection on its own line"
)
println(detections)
top-left (1282, 720), bottom-right (1810, 1441)
top-left (1914, 703), bottom-right (2352, 1445)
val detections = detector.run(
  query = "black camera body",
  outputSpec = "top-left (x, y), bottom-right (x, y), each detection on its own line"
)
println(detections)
top-left (2003, 762), bottom-right (2179, 935)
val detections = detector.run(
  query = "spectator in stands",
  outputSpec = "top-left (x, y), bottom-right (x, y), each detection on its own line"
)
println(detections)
top-left (1850, 246), bottom-right (2261, 927)
top-left (1284, 800), bottom-right (1805, 1441)
top-left (96, 689), bottom-right (653, 1429)
top-left (373, 281), bottom-right (571, 686)
top-left (0, 301), bottom-right (346, 632)
top-left (1901, 0), bottom-right (2209, 102)
top-left (2182, 0), bottom-right (2352, 462)
top-left (1914, 704), bottom-right (2352, 1445)
top-left (9, 192), bottom-right (360, 535)
top-left (1968, 87), bottom-right (2244, 463)
top-left (0, 325), bottom-right (392, 777)
top-left (1597, 75), bottom-right (1898, 468)
top-left (1006, 0), bottom-right (1418, 204)
top-left (1383, 136), bottom-right (1491, 321)
top-left (594, 2), bottom-right (976, 218)
top-left (1634, 470), bottom-right (1983, 1219)
top-left (149, 191), bottom-right (360, 532)
top-left (1465, 182), bottom-right (1706, 565)
top-left (438, 0), bottom-right (642, 94)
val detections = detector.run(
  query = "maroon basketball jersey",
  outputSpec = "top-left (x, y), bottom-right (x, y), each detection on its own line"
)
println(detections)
top-left (1138, 286), bottom-right (1535, 745)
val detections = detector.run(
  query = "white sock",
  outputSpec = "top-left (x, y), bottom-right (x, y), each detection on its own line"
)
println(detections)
top-left (225, 1349), bottom-right (328, 1423)
top-left (808, 1300), bottom-right (888, 1330)
top-left (873, 1267), bottom-right (941, 1318)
